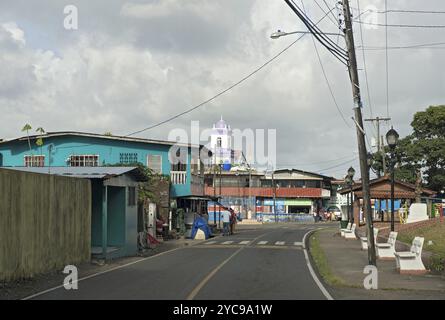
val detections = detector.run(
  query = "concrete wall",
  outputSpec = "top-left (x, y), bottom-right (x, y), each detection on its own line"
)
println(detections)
top-left (0, 168), bottom-right (91, 281)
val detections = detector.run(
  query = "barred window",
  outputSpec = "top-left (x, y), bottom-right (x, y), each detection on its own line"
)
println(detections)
top-left (69, 155), bottom-right (98, 167)
top-left (120, 153), bottom-right (138, 164)
top-left (24, 155), bottom-right (45, 167)
top-left (147, 154), bottom-right (162, 174)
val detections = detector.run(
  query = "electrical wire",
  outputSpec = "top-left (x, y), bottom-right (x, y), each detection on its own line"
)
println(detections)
top-left (385, 0), bottom-right (390, 120)
top-left (286, 0), bottom-right (349, 66)
top-left (291, 0), bottom-right (349, 60)
top-left (300, 0), bottom-right (351, 129)
top-left (317, 156), bottom-right (359, 172)
top-left (125, 5), bottom-right (335, 137)
top-left (354, 20), bottom-right (445, 28)
top-left (314, 0), bottom-right (340, 28)
top-left (356, 0), bottom-right (375, 129)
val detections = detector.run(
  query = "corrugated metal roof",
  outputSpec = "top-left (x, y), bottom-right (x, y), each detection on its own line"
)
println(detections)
top-left (3, 166), bottom-right (143, 180)
top-left (0, 131), bottom-right (206, 149)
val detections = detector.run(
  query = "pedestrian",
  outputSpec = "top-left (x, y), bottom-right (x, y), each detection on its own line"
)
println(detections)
top-left (221, 209), bottom-right (231, 236)
top-left (313, 210), bottom-right (318, 223)
top-left (229, 209), bottom-right (237, 235)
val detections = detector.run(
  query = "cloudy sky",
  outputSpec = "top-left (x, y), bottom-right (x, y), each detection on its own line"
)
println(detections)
top-left (1, 0), bottom-right (444, 177)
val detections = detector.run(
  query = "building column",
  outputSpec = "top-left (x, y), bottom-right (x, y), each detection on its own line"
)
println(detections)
top-left (102, 185), bottom-right (108, 260)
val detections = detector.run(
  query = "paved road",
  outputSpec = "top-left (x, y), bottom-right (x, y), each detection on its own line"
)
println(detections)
top-left (30, 224), bottom-right (329, 300)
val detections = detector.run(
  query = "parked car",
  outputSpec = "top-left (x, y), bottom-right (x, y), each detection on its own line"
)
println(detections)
top-left (326, 206), bottom-right (342, 221)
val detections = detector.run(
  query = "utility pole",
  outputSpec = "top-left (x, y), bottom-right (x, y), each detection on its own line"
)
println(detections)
top-left (364, 116), bottom-right (391, 178)
top-left (365, 117), bottom-right (391, 222)
top-left (272, 171), bottom-right (277, 223)
top-left (213, 152), bottom-right (217, 226)
top-left (342, 0), bottom-right (376, 265)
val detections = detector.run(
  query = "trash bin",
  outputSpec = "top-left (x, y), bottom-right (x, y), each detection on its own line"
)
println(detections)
top-left (340, 220), bottom-right (349, 229)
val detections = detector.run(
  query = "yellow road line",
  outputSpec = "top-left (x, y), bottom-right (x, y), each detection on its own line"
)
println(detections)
top-left (186, 232), bottom-right (270, 300)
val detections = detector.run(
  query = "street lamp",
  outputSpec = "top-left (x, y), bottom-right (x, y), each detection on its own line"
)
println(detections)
top-left (270, 29), bottom-right (344, 39)
top-left (345, 167), bottom-right (355, 223)
top-left (386, 127), bottom-right (399, 232)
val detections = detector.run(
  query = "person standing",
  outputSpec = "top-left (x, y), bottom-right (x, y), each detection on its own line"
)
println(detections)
top-left (229, 209), bottom-right (237, 235)
top-left (221, 209), bottom-right (231, 236)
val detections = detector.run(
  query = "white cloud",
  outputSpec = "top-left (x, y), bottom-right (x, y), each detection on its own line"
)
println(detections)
top-left (0, 0), bottom-right (444, 177)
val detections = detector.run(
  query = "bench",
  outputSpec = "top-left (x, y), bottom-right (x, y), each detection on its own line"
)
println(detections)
top-left (340, 222), bottom-right (352, 237)
top-left (394, 237), bottom-right (427, 275)
top-left (376, 231), bottom-right (398, 260)
top-left (344, 223), bottom-right (357, 240)
top-left (360, 228), bottom-right (379, 250)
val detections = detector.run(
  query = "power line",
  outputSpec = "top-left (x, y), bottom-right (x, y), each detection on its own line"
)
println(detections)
top-left (313, 0), bottom-right (340, 29)
top-left (385, 0), bottom-right (390, 120)
top-left (322, 0), bottom-right (339, 24)
top-left (124, 6), bottom-right (335, 137)
top-left (317, 156), bottom-right (359, 172)
top-left (354, 20), bottom-right (445, 28)
top-left (276, 153), bottom-right (357, 167)
top-left (286, 0), bottom-right (349, 66)
top-left (301, 0), bottom-right (351, 128)
top-left (356, 0), bottom-right (374, 123)
top-left (357, 41), bottom-right (445, 50)
top-left (366, 9), bottom-right (445, 14)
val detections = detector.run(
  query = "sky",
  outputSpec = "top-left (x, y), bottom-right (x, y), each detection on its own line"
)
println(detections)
top-left (1, 0), bottom-right (444, 178)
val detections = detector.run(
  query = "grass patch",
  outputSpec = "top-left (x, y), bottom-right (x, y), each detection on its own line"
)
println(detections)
top-left (309, 232), bottom-right (346, 287)
top-left (397, 221), bottom-right (445, 272)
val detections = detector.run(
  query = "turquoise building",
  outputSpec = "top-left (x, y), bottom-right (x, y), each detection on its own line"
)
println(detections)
top-left (0, 131), bottom-right (209, 199)
top-left (0, 131), bottom-right (211, 258)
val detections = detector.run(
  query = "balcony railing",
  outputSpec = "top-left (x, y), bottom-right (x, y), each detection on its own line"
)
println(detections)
top-left (171, 171), bottom-right (187, 185)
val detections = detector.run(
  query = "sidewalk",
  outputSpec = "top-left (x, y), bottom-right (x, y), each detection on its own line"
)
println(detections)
top-left (311, 227), bottom-right (445, 297)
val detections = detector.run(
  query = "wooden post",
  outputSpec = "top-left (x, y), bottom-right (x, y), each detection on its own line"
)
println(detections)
top-left (102, 185), bottom-right (108, 260)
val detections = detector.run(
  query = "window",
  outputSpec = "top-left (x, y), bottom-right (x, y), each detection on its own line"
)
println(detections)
top-left (120, 153), bottom-right (138, 164)
top-left (217, 137), bottom-right (222, 147)
top-left (0, 153), bottom-right (3, 166)
top-left (305, 180), bottom-right (321, 188)
top-left (69, 155), bottom-right (98, 167)
top-left (171, 162), bottom-right (187, 172)
top-left (147, 155), bottom-right (162, 174)
top-left (128, 187), bottom-right (136, 206)
top-left (24, 155), bottom-right (45, 167)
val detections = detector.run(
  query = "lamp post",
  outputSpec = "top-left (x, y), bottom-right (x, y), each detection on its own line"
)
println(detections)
top-left (346, 167), bottom-right (355, 223)
top-left (386, 127), bottom-right (399, 232)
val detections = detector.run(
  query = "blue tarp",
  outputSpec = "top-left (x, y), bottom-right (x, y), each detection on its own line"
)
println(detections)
top-left (190, 216), bottom-right (213, 240)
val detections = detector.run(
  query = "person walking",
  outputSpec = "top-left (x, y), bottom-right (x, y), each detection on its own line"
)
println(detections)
top-left (221, 209), bottom-right (231, 236)
top-left (229, 209), bottom-right (237, 235)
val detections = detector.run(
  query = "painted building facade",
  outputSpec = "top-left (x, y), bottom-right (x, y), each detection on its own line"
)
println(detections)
top-left (0, 131), bottom-right (209, 199)
top-left (205, 169), bottom-right (335, 222)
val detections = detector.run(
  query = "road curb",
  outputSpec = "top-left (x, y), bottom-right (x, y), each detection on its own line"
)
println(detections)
top-left (303, 228), bottom-right (334, 300)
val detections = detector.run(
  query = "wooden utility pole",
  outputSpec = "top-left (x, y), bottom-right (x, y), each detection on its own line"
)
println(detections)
top-left (342, 0), bottom-right (376, 265)
top-left (364, 116), bottom-right (391, 178)
top-left (365, 117), bottom-right (391, 222)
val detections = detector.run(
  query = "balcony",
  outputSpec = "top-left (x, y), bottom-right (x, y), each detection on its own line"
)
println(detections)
top-left (171, 171), bottom-right (187, 185)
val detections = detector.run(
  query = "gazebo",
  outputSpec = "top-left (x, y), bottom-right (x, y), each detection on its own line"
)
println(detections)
top-left (339, 175), bottom-right (436, 225)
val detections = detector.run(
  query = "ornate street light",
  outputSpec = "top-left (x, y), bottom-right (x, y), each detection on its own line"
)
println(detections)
top-left (347, 166), bottom-right (356, 179)
top-left (386, 127), bottom-right (399, 149)
top-left (386, 127), bottom-right (399, 231)
top-left (345, 169), bottom-right (354, 223)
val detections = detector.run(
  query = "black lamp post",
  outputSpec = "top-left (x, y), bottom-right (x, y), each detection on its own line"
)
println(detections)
top-left (346, 167), bottom-right (355, 223)
top-left (386, 127), bottom-right (399, 232)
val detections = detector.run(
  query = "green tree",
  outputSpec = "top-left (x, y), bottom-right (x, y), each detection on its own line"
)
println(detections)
top-left (35, 127), bottom-right (45, 155)
top-left (21, 124), bottom-right (32, 152)
top-left (374, 106), bottom-right (445, 192)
